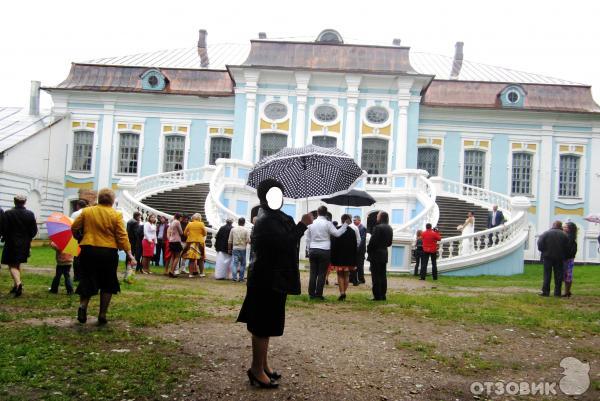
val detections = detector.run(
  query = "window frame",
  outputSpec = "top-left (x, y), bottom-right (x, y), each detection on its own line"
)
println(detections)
top-left (558, 154), bottom-right (580, 198)
top-left (416, 147), bottom-right (440, 177)
top-left (70, 129), bottom-right (95, 173)
top-left (311, 135), bottom-right (337, 148)
top-left (158, 121), bottom-right (190, 173)
top-left (510, 151), bottom-right (534, 196)
top-left (116, 131), bottom-right (141, 175)
top-left (163, 134), bottom-right (187, 173)
top-left (259, 132), bottom-right (288, 159)
top-left (463, 149), bottom-right (486, 188)
top-left (360, 137), bottom-right (389, 175)
top-left (209, 135), bottom-right (232, 165)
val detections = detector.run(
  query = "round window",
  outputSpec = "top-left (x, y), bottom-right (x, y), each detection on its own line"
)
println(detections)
top-left (314, 105), bottom-right (338, 122)
top-left (365, 106), bottom-right (389, 124)
top-left (507, 90), bottom-right (520, 104)
top-left (148, 75), bottom-right (159, 87)
top-left (264, 102), bottom-right (288, 120)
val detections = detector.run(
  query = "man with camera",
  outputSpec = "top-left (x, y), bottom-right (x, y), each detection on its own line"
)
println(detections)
top-left (420, 224), bottom-right (441, 280)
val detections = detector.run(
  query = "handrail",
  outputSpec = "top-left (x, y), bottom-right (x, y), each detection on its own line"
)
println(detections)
top-left (429, 177), bottom-right (512, 215)
top-left (394, 173), bottom-right (439, 235)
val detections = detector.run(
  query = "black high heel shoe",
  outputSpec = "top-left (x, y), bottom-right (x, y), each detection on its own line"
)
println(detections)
top-left (247, 369), bottom-right (278, 389)
top-left (265, 369), bottom-right (282, 381)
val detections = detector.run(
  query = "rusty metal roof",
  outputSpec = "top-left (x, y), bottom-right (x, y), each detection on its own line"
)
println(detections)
top-left (422, 80), bottom-right (600, 113)
top-left (45, 64), bottom-right (233, 97)
top-left (82, 42), bottom-right (584, 85)
top-left (0, 107), bottom-right (65, 153)
top-left (237, 40), bottom-right (420, 75)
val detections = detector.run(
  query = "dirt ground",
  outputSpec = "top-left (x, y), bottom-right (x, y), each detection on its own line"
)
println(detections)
top-left (142, 275), bottom-right (599, 401)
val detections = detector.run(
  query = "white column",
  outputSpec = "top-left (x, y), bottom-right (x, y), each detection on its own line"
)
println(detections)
top-left (536, 127), bottom-right (553, 234)
top-left (294, 72), bottom-right (310, 147)
top-left (97, 103), bottom-right (115, 189)
top-left (394, 96), bottom-right (410, 170)
top-left (344, 74), bottom-right (361, 158)
top-left (242, 70), bottom-right (259, 163)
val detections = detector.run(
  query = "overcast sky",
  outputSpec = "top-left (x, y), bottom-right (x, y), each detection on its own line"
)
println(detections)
top-left (2, 0), bottom-right (599, 110)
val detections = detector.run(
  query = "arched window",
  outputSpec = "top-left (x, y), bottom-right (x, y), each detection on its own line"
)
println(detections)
top-left (511, 152), bottom-right (532, 195)
top-left (417, 148), bottom-right (439, 177)
top-left (164, 135), bottom-right (185, 172)
top-left (209, 137), bottom-right (232, 165)
top-left (559, 155), bottom-right (580, 197)
top-left (118, 132), bottom-right (140, 174)
top-left (463, 150), bottom-right (485, 188)
top-left (260, 133), bottom-right (287, 159)
top-left (72, 130), bottom-right (94, 172)
top-left (312, 136), bottom-right (337, 148)
top-left (361, 138), bottom-right (388, 174)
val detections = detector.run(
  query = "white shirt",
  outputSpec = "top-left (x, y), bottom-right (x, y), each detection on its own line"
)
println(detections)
top-left (306, 216), bottom-right (348, 250)
top-left (348, 223), bottom-right (362, 249)
top-left (144, 221), bottom-right (157, 242)
top-left (70, 209), bottom-right (83, 221)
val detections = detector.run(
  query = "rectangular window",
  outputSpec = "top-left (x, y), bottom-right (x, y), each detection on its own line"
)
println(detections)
top-left (260, 133), bottom-right (287, 159)
top-left (559, 155), bottom-right (579, 197)
top-left (72, 130), bottom-right (94, 172)
top-left (361, 138), bottom-right (388, 174)
top-left (511, 152), bottom-right (532, 195)
top-left (164, 135), bottom-right (185, 172)
top-left (463, 150), bottom-right (485, 188)
top-left (417, 147), bottom-right (439, 176)
top-left (312, 135), bottom-right (337, 148)
top-left (118, 132), bottom-right (139, 174)
top-left (209, 137), bottom-right (232, 165)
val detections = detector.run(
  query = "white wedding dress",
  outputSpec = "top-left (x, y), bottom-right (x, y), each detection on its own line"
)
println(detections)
top-left (459, 217), bottom-right (475, 255)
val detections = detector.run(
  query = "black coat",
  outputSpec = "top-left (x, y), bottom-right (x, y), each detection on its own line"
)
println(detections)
top-left (247, 208), bottom-right (307, 295)
top-left (214, 223), bottom-right (233, 253)
top-left (1, 206), bottom-right (37, 265)
top-left (331, 228), bottom-right (358, 266)
top-left (537, 228), bottom-right (569, 261)
top-left (565, 234), bottom-right (578, 259)
top-left (367, 223), bottom-right (393, 264)
top-left (126, 219), bottom-right (139, 248)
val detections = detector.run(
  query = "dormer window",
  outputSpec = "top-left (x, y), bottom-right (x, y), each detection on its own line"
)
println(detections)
top-left (140, 68), bottom-right (168, 91)
top-left (316, 29), bottom-right (344, 44)
top-left (500, 85), bottom-right (526, 108)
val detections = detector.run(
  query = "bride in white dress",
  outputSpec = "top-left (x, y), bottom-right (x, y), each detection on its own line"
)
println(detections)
top-left (457, 211), bottom-right (475, 255)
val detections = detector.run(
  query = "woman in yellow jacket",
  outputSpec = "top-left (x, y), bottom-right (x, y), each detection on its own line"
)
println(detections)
top-left (183, 213), bottom-right (207, 277)
top-left (71, 188), bottom-right (136, 325)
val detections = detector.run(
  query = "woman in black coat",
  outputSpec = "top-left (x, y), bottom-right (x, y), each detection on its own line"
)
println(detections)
top-left (237, 179), bottom-right (312, 388)
top-left (330, 213), bottom-right (358, 301)
top-left (1, 195), bottom-right (38, 297)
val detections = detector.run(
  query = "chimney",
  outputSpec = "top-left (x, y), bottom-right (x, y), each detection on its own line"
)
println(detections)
top-left (392, 38), bottom-right (401, 46)
top-left (197, 29), bottom-right (209, 68)
top-left (450, 41), bottom-right (464, 79)
top-left (258, 32), bottom-right (267, 39)
top-left (29, 80), bottom-right (41, 116)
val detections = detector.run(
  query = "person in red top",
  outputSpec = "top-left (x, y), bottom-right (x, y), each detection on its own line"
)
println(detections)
top-left (420, 223), bottom-right (442, 280)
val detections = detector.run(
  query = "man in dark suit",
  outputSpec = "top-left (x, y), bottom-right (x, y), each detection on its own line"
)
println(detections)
top-left (367, 211), bottom-right (393, 301)
top-left (126, 212), bottom-right (142, 274)
top-left (537, 221), bottom-right (569, 297)
top-left (350, 215), bottom-right (367, 285)
top-left (487, 205), bottom-right (505, 245)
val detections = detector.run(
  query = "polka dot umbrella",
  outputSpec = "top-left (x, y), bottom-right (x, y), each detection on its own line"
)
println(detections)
top-left (246, 145), bottom-right (366, 199)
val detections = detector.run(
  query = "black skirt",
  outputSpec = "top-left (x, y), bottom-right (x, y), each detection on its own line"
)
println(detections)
top-left (237, 286), bottom-right (287, 337)
top-left (75, 246), bottom-right (120, 297)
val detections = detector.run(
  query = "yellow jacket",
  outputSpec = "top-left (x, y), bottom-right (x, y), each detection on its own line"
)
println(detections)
top-left (72, 205), bottom-right (131, 251)
top-left (184, 220), bottom-right (206, 244)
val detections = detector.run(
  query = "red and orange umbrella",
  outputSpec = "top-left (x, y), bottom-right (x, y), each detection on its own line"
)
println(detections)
top-left (46, 212), bottom-right (80, 256)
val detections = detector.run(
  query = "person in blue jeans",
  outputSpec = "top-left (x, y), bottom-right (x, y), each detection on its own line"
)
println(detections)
top-left (228, 217), bottom-right (250, 282)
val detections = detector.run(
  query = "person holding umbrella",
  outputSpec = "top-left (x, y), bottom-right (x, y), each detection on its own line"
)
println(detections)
top-left (237, 179), bottom-right (313, 388)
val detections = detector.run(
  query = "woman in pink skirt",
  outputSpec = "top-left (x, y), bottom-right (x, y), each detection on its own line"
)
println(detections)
top-left (141, 214), bottom-right (157, 274)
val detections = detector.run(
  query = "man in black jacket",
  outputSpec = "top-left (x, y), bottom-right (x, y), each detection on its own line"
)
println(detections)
top-left (126, 212), bottom-right (141, 275)
top-left (367, 211), bottom-right (393, 301)
top-left (1, 195), bottom-right (38, 297)
top-left (537, 221), bottom-right (569, 297)
top-left (214, 218), bottom-right (234, 279)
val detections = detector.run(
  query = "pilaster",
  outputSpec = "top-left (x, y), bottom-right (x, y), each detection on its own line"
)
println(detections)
top-left (242, 70), bottom-right (260, 162)
top-left (97, 102), bottom-right (115, 189)
top-left (294, 72), bottom-right (310, 147)
top-left (344, 74), bottom-right (361, 157)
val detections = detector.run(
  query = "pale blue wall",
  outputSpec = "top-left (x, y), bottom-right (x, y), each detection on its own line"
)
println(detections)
top-left (141, 118), bottom-right (160, 176)
top-left (442, 244), bottom-right (525, 276)
top-left (188, 120), bottom-right (207, 168)
top-left (489, 134), bottom-right (509, 193)
top-left (232, 93), bottom-right (247, 159)
top-left (443, 132), bottom-right (461, 182)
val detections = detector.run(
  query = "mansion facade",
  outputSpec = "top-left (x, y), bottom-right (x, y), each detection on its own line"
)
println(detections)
top-left (2, 29), bottom-right (599, 263)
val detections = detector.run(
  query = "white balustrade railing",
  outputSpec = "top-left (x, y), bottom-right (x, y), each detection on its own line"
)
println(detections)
top-left (204, 158), bottom-right (255, 229)
top-left (393, 171), bottom-right (439, 235)
top-left (122, 166), bottom-right (215, 200)
top-left (429, 177), bottom-right (512, 215)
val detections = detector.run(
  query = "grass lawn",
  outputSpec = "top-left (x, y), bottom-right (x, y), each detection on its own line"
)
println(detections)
top-left (1, 246), bottom-right (598, 400)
